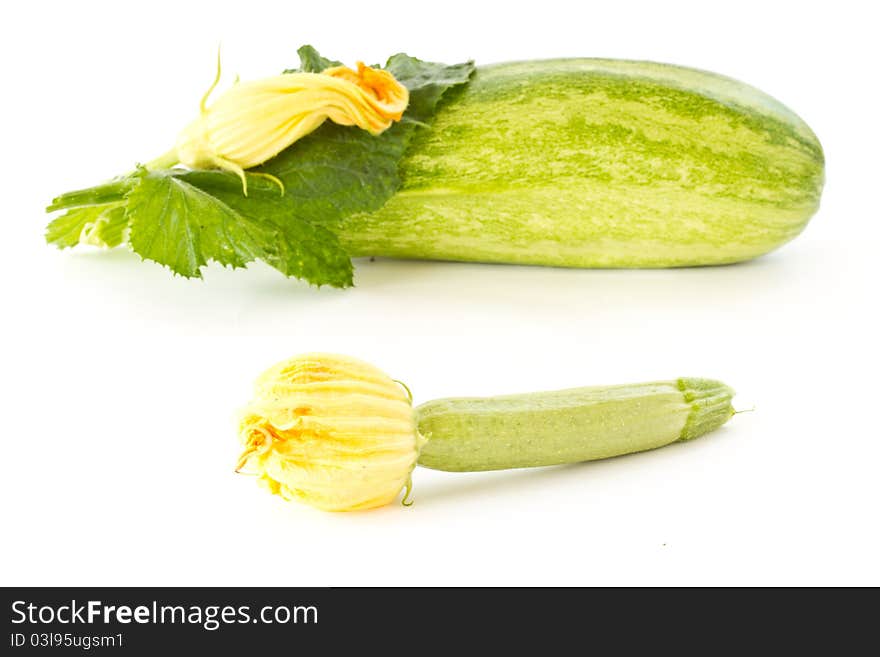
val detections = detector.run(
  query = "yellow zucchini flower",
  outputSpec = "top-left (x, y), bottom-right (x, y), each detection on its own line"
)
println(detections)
top-left (149, 57), bottom-right (409, 194)
top-left (236, 353), bottom-right (423, 512)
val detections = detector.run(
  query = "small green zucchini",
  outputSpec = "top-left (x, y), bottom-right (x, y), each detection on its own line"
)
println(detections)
top-left (331, 59), bottom-right (824, 267)
top-left (417, 378), bottom-right (735, 471)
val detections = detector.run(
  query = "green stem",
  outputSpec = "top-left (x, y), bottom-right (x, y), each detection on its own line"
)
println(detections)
top-left (46, 148), bottom-right (177, 215)
top-left (415, 378), bottom-right (735, 472)
top-left (46, 178), bottom-right (137, 213)
top-left (144, 148), bottom-right (180, 171)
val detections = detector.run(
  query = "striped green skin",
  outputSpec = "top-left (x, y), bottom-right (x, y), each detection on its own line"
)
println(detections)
top-left (416, 378), bottom-right (734, 472)
top-left (330, 59), bottom-right (824, 267)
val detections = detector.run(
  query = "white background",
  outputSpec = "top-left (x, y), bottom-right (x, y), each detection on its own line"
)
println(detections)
top-left (1, 0), bottom-right (877, 586)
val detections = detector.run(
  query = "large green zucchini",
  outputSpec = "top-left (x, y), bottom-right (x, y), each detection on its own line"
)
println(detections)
top-left (330, 59), bottom-right (824, 267)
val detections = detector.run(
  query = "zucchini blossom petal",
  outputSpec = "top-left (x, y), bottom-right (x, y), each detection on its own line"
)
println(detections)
top-left (236, 353), bottom-right (423, 512)
top-left (164, 61), bottom-right (409, 193)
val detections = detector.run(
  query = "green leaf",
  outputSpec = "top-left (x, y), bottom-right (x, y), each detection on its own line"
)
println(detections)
top-left (126, 170), bottom-right (352, 285)
top-left (253, 123), bottom-right (406, 220)
top-left (89, 205), bottom-right (129, 248)
top-left (46, 203), bottom-right (126, 249)
top-left (286, 45), bottom-right (343, 74)
top-left (46, 206), bottom-right (106, 249)
top-left (179, 170), bottom-right (353, 287)
top-left (385, 54), bottom-right (476, 121)
top-left (126, 170), bottom-right (262, 277)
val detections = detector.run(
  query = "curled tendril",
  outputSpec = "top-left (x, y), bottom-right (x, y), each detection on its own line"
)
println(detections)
top-left (394, 379), bottom-right (414, 404)
top-left (401, 476), bottom-right (415, 507)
